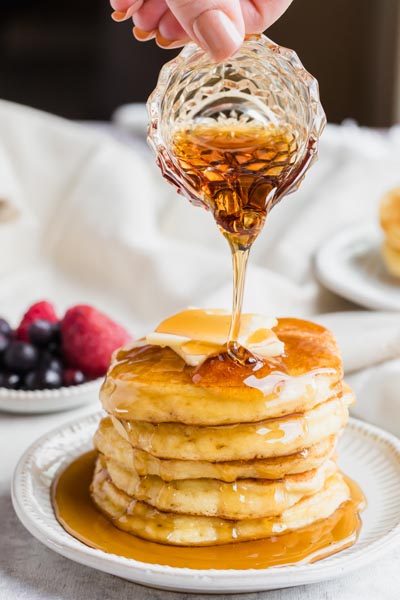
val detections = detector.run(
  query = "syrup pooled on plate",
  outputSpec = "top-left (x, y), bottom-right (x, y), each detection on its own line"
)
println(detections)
top-left (53, 451), bottom-right (365, 570)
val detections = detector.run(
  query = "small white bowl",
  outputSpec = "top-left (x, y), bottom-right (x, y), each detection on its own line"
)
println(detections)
top-left (0, 378), bottom-right (103, 414)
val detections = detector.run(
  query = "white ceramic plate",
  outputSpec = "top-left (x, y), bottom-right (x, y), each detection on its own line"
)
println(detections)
top-left (0, 379), bottom-right (102, 414)
top-left (11, 412), bottom-right (400, 593)
top-left (315, 222), bottom-right (400, 310)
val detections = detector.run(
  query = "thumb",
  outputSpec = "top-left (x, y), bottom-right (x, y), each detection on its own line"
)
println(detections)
top-left (166, 0), bottom-right (244, 61)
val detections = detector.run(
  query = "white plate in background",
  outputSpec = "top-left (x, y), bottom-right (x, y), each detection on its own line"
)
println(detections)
top-left (11, 412), bottom-right (400, 594)
top-left (315, 222), bottom-right (400, 311)
top-left (0, 379), bottom-right (102, 414)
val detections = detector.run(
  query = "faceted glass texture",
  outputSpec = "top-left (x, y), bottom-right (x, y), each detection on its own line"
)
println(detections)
top-left (147, 34), bottom-right (326, 210)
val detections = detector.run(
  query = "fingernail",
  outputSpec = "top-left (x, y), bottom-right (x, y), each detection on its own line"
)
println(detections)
top-left (133, 27), bottom-right (157, 41)
top-left (156, 32), bottom-right (188, 49)
top-left (193, 10), bottom-right (243, 60)
top-left (111, 11), bottom-right (129, 22)
top-left (111, 2), bottom-right (142, 22)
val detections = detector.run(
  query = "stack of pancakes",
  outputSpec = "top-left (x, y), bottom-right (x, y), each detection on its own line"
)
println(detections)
top-left (91, 317), bottom-right (353, 546)
top-left (380, 187), bottom-right (400, 277)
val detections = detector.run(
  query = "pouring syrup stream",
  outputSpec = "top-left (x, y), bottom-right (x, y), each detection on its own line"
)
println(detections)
top-left (227, 241), bottom-right (251, 361)
top-left (172, 120), bottom-right (303, 363)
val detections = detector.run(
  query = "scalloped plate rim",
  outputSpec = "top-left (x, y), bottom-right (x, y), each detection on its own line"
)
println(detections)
top-left (0, 378), bottom-right (103, 414)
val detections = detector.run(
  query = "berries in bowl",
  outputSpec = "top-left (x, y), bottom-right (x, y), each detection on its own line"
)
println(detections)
top-left (0, 301), bottom-right (132, 414)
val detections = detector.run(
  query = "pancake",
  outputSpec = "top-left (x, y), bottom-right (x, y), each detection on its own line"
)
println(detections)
top-left (90, 463), bottom-right (350, 546)
top-left (88, 309), bottom-right (361, 552)
top-left (98, 453), bottom-right (336, 520)
top-left (101, 318), bottom-right (342, 425)
top-left (94, 416), bottom-right (337, 481)
top-left (380, 187), bottom-right (400, 251)
top-left (112, 393), bottom-right (351, 462)
top-left (382, 241), bottom-right (400, 278)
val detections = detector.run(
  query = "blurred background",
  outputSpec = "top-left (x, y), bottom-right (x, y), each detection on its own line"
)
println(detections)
top-left (1, 0), bottom-right (399, 126)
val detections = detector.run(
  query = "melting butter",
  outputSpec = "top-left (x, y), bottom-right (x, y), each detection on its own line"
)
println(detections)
top-left (144, 308), bottom-right (284, 366)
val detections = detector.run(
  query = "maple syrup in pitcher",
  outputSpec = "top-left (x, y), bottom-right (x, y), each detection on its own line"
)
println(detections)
top-left (146, 35), bottom-right (325, 363)
top-left (172, 120), bottom-right (306, 361)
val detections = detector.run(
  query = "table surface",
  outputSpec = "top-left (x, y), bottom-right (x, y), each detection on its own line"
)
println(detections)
top-left (1, 405), bottom-right (399, 600)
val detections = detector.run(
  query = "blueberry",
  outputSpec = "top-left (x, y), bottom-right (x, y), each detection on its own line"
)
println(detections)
top-left (40, 353), bottom-right (63, 373)
top-left (63, 369), bottom-right (86, 386)
top-left (36, 368), bottom-right (62, 390)
top-left (51, 322), bottom-right (62, 344)
top-left (24, 371), bottom-right (40, 391)
top-left (28, 320), bottom-right (56, 347)
top-left (2, 372), bottom-right (21, 389)
top-left (0, 333), bottom-right (9, 356)
top-left (47, 342), bottom-right (62, 357)
top-left (4, 341), bottom-right (39, 373)
top-left (0, 318), bottom-right (12, 338)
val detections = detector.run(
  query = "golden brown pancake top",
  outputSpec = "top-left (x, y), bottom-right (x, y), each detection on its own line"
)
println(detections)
top-left (108, 318), bottom-right (342, 389)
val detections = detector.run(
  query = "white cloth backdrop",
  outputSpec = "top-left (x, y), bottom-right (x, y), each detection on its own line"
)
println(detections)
top-left (0, 99), bottom-right (399, 434)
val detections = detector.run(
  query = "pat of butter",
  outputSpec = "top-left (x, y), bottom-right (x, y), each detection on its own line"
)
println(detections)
top-left (144, 308), bottom-right (284, 366)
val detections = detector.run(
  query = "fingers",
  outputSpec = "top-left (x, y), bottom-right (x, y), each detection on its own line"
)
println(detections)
top-left (240, 0), bottom-right (293, 33)
top-left (112, 0), bottom-right (186, 48)
top-left (132, 0), bottom-right (168, 31)
top-left (111, 0), bottom-right (294, 60)
top-left (133, 25), bottom-right (186, 48)
top-left (110, 0), bottom-right (134, 9)
top-left (110, 0), bottom-right (143, 22)
top-left (131, 1), bottom-right (188, 48)
top-left (166, 0), bottom-right (245, 61)
top-left (157, 11), bottom-right (189, 48)
top-left (133, 27), bottom-right (157, 41)
top-left (156, 34), bottom-right (189, 49)
top-left (261, 0), bottom-right (294, 28)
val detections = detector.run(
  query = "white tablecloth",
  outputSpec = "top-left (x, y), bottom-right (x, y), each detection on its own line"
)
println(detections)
top-left (0, 111), bottom-right (399, 599)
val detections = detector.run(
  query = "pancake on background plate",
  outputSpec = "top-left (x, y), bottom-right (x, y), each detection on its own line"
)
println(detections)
top-left (380, 187), bottom-right (400, 277)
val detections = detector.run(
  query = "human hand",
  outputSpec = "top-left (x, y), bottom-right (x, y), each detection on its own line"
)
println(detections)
top-left (110, 0), bottom-right (293, 61)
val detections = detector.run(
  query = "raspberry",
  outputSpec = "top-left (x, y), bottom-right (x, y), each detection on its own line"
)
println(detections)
top-left (17, 301), bottom-right (58, 341)
top-left (61, 305), bottom-right (131, 378)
